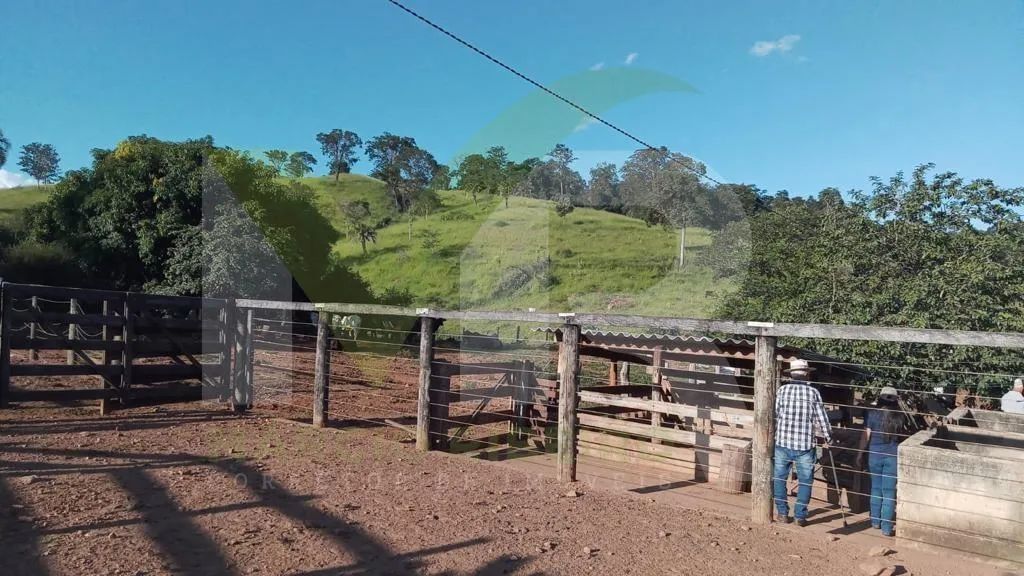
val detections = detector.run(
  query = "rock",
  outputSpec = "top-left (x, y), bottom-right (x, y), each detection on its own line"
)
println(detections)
top-left (741, 525), bottom-right (751, 531)
top-left (20, 475), bottom-right (40, 485)
top-left (541, 541), bottom-right (556, 551)
top-left (658, 530), bottom-right (670, 538)
top-left (565, 490), bottom-right (581, 498)
top-left (583, 546), bottom-right (596, 556)
top-left (868, 546), bottom-right (895, 558)
top-left (828, 535), bottom-right (840, 542)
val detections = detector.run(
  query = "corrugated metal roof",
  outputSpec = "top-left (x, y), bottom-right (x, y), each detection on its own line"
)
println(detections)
top-left (534, 327), bottom-right (754, 348)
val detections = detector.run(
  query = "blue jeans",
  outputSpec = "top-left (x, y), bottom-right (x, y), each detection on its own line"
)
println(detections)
top-left (869, 453), bottom-right (898, 536)
top-left (773, 446), bottom-right (816, 520)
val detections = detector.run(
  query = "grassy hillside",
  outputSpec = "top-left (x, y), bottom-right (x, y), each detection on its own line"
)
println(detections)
top-left (0, 175), bottom-right (733, 319)
top-left (319, 175), bottom-right (732, 319)
top-left (0, 185), bottom-right (51, 226)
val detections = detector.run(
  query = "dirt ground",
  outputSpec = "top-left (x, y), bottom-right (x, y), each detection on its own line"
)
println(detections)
top-left (1, 402), bottom-right (1015, 576)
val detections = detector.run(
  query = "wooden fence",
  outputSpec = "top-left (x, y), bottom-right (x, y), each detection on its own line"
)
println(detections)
top-left (0, 281), bottom-right (236, 412)
top-left (5, 283), bottom-right (1024, 527)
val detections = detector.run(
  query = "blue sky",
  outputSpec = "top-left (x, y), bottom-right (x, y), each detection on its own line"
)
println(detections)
top-left (1, 0), bottom-right (1022, 194)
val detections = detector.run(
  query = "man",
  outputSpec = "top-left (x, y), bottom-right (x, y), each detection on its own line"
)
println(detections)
top-left (1001, 378), bottom-right (1024, 414)
top-left (773, 359), bottom-right (832, 526)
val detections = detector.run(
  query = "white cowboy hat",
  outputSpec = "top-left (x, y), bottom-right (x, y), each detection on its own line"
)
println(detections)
top-left (783, 359), bottom-right (816, 374)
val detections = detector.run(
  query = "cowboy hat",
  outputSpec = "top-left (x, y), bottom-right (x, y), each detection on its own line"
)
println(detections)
top-left (877, 386), bottom-right (898, 401)
top-left (783, 359), bottom-right (816, 374)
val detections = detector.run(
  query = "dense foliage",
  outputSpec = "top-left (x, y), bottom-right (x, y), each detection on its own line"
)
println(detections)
top-left (715, 165), bottom-right (1024, 394)
top-left (16, 135), bottom-right (373, 302)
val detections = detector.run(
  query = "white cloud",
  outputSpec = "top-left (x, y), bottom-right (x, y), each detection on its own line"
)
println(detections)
top-left (573, 116), bottom-right (599, 133)
top-left (589, 61), bottom-right (605, 71)
top-left (749, 34), bottom-right (801, 57)
top-left (0, 169), bottom-right (32, 189)
top-left (624, 52), bottom-right (639, 65)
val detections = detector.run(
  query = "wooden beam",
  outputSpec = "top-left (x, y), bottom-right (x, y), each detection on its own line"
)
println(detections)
top-left (10, 364), bottom-right (123, 377)
top-left (8, 337), bottom-right (123, 352)
top-left (557, 322), bottom-right (581, 483)
top-left (99, 299), bottom-right (114, 415)
top-left (751, 335), bottom-right (779, 525)
top-left (313, 311), bottom-right (331, 428)
top-left (121, 295), bottom-right (135, 403)
top-left (232, 307), bottom-right (252, 412)
top-left (9, 310), bottom-right (125, 327)
top-left (578, 412), bottom-right (749, 451)
top-left (28, 296), bottom-right (38, 361)
top-left (416, 316), bottom-right (436, 451)
top-left (651, 347), bottom-right (664, 444)
top-left (66, 298), bottom-right (78, 365)
top-left (577, 390), bottom-right (754, 427)
top-left (1, 282), bottom-right (125, 301)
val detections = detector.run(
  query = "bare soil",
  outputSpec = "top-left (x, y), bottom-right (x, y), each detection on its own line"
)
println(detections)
top-left (0, 402), bottom-right (1009, 576)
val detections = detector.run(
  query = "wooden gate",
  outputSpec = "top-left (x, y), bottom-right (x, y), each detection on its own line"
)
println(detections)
top-left (0, 282), bottom-right (233, 409)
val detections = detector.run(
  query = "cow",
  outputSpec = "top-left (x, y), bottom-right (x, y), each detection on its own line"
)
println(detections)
top-left (337, 314), bottom-right (362, 342)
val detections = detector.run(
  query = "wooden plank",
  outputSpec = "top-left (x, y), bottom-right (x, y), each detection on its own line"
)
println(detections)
top-left (8, 337), bottom-right (124, 352)
top-left (557, 323), bottom-right (581, 483)
top-left (444, 409), bottom-right (517, 426)
top-left (8, 385), bottom-right (210, 403)
top-left (448, 384), bottom-right (514, 403)
top-left (660, 367), bottom-right (753, 385)
top-left (10, 364), bottom-right (123, 377)
top-left (428, 367), bottom-right (451, 450)
top-left (578, 412), bottom-right (749, 450)
top-left (134, 294), bottom-right (227, 308)
top-left (232, 306), bottom-right (251, 411)
top-left (242, 299), bottom-right (1024, 349)
top-left (132, 341), bottom-right (224, 355)
top-left (220, 300), bottom-right (234, 404)
top-left (577, 443), bottom-right (710, 479)
top-left (417, 317), bottom-right (435, 451)
top-left (579, 345), bottom-right (651, 365)
top-left (131, 364), bottom-right (208, 381)
top-left (9, 310), bottom-right (125, 327)
top-left (579, 384), bottom-right (650, 396)
top-left (751, 335), bottom-right (779, 525)
top-left (577, 390), bottom-right (755, 427)
top-left (313, 311), bottom-right (331, 428)
top-left (578, 429), bottom-right (733, 466)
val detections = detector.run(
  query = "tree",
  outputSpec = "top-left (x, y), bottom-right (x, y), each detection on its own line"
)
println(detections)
top-left (316, 129), bottom-right (362, 181)
top-left (18, 142), bottom-right (60, 184)
top-left (0, 129), bottom-right (10, 169)
top-left (430, 164), bottom-right (452, 191)
top-left (620, 147), bottom-right (710, 266)
top-left (718, 164), bottom-right (1024, 395)
top-left (339, 200), bottom-right (378, 254)
top-left (586, 162), bottom-right (621, 211)
top-left (264, 150), bottom-right (289, 175)
top-left (365, 133), bottom-right (438, 213)
top-left (25, 136), bottom-right (342, 300)
top-left (284, 151), bottom-right (317, 178)
top-left (454, 153), bottom-right (491, 204)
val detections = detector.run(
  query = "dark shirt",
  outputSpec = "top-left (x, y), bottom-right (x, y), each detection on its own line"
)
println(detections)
top-left (866, 408), bottom-right (901, 457)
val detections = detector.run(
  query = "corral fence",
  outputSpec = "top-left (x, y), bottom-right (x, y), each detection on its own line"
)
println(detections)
top-left (2, 280), bottom-right (1023, 564)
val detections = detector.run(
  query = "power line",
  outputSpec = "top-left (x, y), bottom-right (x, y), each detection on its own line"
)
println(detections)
top-left (384, 0), bottom-right (723, 186)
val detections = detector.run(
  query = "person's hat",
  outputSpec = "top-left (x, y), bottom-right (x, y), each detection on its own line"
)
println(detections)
top-left (783, 359), bottom-right (816, 374)
top-left (1015, 378), bottom-right (1023, 388)
top-left (878, 386), bottom-right (898, 401)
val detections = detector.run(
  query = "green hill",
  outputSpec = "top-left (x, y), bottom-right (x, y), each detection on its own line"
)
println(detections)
top-left (0, 175), bottom-right (732, 318)
top-left (0, 185), bottom-right (51, 226)
top-left (315, 175), bottom-right (731, 319)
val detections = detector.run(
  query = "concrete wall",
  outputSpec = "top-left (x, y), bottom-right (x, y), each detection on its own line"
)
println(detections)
top-left (897, 426), bottom-right (1024, 564)
top-left (947, 407), bottom-right (1024, 435)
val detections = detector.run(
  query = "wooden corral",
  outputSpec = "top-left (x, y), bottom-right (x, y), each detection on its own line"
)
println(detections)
top-left (0, 282), bottom-right (237, 411)
top-left (538, 328), bottom-right (863, 493)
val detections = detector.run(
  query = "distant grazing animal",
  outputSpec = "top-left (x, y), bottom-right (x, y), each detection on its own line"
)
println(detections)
top-left (337, 315), bottom-right (362, 341)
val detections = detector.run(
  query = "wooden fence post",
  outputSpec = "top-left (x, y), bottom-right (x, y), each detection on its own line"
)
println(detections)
top-left (66, 298), bottom-right (79, 365)
top-left (99, 299), bottom-right (112, 415)
top-left (221, 299), bottom-right (235, 404)
top-left (28, 296), bottom-right (38, 361)
top-left (651, 346), bottom-right (664, 444)
top-left (416, 316), bottom-right (436, 451)
top-left (121, 293), bottom-right (135, 404)
top-left (751, 335), bottom-right (779, 524)
top-left (0, 284), bottom-right (11, 408)
top-left (232, 306), bottom-right (252, 412)
top-left (557, 322), bottom-right (581, 483)
top-left (313, 310), bottom-right (331, 427)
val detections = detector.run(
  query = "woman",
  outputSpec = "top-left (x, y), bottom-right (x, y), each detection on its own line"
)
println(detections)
top-left (857, 386), bottom-right (905, 537)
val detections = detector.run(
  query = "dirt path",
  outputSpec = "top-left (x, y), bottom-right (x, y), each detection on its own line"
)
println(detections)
top-left (0, 403), bottom-right (1012, 576)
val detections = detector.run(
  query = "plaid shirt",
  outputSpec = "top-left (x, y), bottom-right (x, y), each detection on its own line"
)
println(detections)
top-left (775, 381), bottom-right (832, 451)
